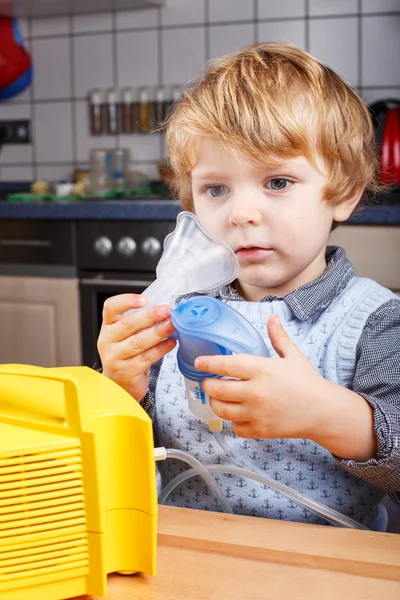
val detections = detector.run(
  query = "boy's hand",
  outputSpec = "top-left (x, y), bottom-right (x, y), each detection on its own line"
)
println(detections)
top-left (97, 293), bottom-right (176, 401)
top-left (195, 315), bottom-right (328, 441)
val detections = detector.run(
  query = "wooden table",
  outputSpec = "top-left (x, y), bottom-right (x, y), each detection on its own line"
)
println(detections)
top-left (76, 505), bottom-right (400, 600)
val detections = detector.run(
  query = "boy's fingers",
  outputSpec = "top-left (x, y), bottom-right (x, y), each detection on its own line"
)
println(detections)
top-left (209, 397), bottom-right (248, 421)
top-left (195, 354), bottom-right (257, 380)
top-left (202, 378), bottom-right (247, 403)
top-left (118, 318), bottom-right (176, 359)
top-left (113, 304), bottom-right (173, 342)
top-left (102, 294), bottom-right (146, 325)
top-left (124, 337), bottom-right (176, 372)
top-left (231, 422), bottom-right (257, 439)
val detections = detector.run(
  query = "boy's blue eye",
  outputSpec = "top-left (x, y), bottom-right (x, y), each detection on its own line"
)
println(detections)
top-left (268, 178), bottom-right (290, 191)
top-left (205, 185), bottom-right (228, 198)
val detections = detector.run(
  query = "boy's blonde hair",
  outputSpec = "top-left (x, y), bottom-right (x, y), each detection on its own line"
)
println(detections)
top-left (166, 42), bottom-right (380, 216)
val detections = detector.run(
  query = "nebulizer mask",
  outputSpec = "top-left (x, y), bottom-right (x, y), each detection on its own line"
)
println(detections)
top-left (142, 212), bottom-right (368, 530)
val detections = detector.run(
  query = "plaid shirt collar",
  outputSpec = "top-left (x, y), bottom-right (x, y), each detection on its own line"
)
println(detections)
top-left (212, 246), bottom-right (355, 322)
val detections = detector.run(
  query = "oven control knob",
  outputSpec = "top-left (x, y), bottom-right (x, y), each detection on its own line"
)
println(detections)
top-left (117, 236), bottom-right (137, 257)
top-left (94, 236), bottom-right (113, 256)
top-left (142, 236), bottom-right (162, 257)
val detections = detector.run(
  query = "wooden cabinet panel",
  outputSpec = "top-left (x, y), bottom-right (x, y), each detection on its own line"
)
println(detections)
top-left (0, 276), bottom-right (82, 367)
top-left (329, 226), bottom-right (400, 291)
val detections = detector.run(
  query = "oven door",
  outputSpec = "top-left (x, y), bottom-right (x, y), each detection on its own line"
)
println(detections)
top-left (79, 271), bottom-right (154, 367)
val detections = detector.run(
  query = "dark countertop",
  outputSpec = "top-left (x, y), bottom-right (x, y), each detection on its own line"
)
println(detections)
top-left (0, 199), bottom-right (399, 224)
top-left (0, 199), bottom-right (182, 221)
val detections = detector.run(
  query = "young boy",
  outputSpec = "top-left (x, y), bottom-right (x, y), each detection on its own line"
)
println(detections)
top-left (97, 43), bottom-right (400, 528)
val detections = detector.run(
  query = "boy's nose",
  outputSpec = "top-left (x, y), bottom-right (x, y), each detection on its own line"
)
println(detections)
top-left (228, 196), bottom-right (263, 227)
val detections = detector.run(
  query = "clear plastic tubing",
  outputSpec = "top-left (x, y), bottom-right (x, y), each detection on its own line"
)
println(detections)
top-left (159, 463), bottom-right (368, 530)
top-left (211, 431), bottom-right (368, 530)
top-left (165, 448), bottom-right (233, 514)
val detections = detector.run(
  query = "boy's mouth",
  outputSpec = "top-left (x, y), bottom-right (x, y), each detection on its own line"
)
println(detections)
top-left (235, 246), bottom-right (273, 260)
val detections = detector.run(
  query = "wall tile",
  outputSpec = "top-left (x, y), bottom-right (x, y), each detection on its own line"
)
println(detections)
top-left (309, 0), bottom-right (358, 15)
top-left (361, 88), bottom-right (400, 105)
top-left (362, 0), bottom-right (400, 13)
top-left (117, 30), bottom-right (159, 87)
top-left (1, 166), bottom-right (34, 181)
top-left (209, 24), bottom-right (255, 61)
top-left (162, 27), bottom-right (206, 85)
top-left (209, 0), bottom-right (254, 22)
top-left (74, 100), bottom-right (116, 163)
top-left (362, 15), bottom-right (400, 86)
top-left (31, 37), bottom-right (71, 100)
top-left (36, 164), bottom-right (74, 181)
top-left (116, 8), bottom-right (158, 29)
top-left (74, 34), bottom-right (114, 98)
top-left (120, 133), bottom-right (161, 162)
top-left (72, 12), bottom-right (113, 33)
top-left (310, 17), bottom-right (358, 86)
top-left (258, 0), bottom-right (306, 19)
top-left (257, 20), bottom-right (306, 48)
top-left (34, 103), bottom-right (73, 163)
top-left (161, 0), bottom-right (205, 26)
top-left (31, 16), bottom-right (70, 37)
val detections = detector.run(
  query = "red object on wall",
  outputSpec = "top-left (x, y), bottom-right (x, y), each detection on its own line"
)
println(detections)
top-left (0, 16), bottom-right (32, 99)
top-left (381, 108), bottom-right (400, 185)
top-left (370, 99), bottom-right (400, 185)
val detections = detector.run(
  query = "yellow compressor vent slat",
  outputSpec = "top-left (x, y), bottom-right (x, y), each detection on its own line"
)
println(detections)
top-left (0, 558), bottom-right (89, 585)
top-left (0, 471), bottom-right (82, 492)
top-left (0, 447), bottom-right (80, 468)
top-left (0, 490), bottom-right (83, 512)
top-left (0, 479), bottom-right (82, 500)
top-left (0, 528), bottom-right (86, 558)
top-left (0, 524), bottom-right (87, 550)
top-left (0, 501), bottom-right (85, 524)
top-left (1, 536), bottom-right (87, 562)
top-left (0, 463), bottom-right (82, 484)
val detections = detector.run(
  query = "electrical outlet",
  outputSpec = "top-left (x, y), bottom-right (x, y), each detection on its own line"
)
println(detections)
top-left (0, 120), bottom-right (31, 144)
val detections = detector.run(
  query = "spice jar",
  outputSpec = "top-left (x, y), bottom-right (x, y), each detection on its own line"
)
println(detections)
top-left (105, 88), bottom-right (120, 135)
top-left (88, 89), bottom-right (105, 135)
top-left (139, 87), bottom-right (158, 133)
top-left (120, 87), bottom-right (139, 134)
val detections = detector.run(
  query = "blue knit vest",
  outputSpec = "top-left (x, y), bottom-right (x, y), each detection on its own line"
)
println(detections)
top-left (155, 277), bottom-right (396, 526)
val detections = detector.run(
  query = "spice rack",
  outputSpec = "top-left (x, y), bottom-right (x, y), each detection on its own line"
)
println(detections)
top-left (88, 86), bottom-right (182, 135)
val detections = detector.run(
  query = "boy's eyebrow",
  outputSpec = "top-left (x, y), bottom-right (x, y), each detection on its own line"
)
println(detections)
top-left (191, 171), bottom-right (228, 180)
top-left (192, 163), bottom-right (309, 180)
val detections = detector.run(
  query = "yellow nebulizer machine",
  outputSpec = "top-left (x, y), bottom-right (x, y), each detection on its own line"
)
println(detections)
top-left (0, 364), bottom-right (157, 600)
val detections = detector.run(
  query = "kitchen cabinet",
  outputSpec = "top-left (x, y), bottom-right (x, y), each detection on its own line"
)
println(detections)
top-left (0, 0), bottom-right (163, 18)
top-left (329, 225), bottom-right (400, 293)
top-left (0, 275), bottom-right (81, 367)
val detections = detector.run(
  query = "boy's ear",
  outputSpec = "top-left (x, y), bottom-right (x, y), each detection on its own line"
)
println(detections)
top-left (332, 189), bottom-right (364, 223)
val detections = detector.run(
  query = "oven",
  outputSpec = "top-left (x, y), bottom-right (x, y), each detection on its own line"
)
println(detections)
top-left (77, 220), bottom-right (175, 367)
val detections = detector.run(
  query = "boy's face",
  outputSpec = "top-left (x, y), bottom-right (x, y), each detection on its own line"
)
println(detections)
top-left (191, 138), bottom-right (355, 301)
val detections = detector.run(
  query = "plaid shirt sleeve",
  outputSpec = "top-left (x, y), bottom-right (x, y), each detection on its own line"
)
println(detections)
top-left (335, 299), bottom-right (400, 504)
top-left (137, 358), bottom-right (163, 421)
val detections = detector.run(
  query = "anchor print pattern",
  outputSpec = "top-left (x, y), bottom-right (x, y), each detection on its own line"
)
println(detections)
top-left (155, 284), bottom-right (387, 526)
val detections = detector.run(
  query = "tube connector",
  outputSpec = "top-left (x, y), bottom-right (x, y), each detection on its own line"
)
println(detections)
top-left (154, 447), bottom-right (167, 461)
top-left (208, 419), bottom-right (222, 433)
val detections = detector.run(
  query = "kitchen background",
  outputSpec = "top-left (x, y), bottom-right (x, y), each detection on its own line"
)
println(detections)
top-left (0, 1), bottom-right (399, 534)
top-left (0, 0), bottom-right (400, 183)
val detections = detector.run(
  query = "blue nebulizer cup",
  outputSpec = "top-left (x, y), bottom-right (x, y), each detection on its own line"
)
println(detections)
top-left (171, 296), bottom-right (270, 431)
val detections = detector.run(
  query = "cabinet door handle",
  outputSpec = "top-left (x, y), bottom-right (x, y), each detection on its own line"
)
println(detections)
top-left (80, 278), bottom-right (152, 288)
top-left (0, 239), bottom-right (53, 247)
